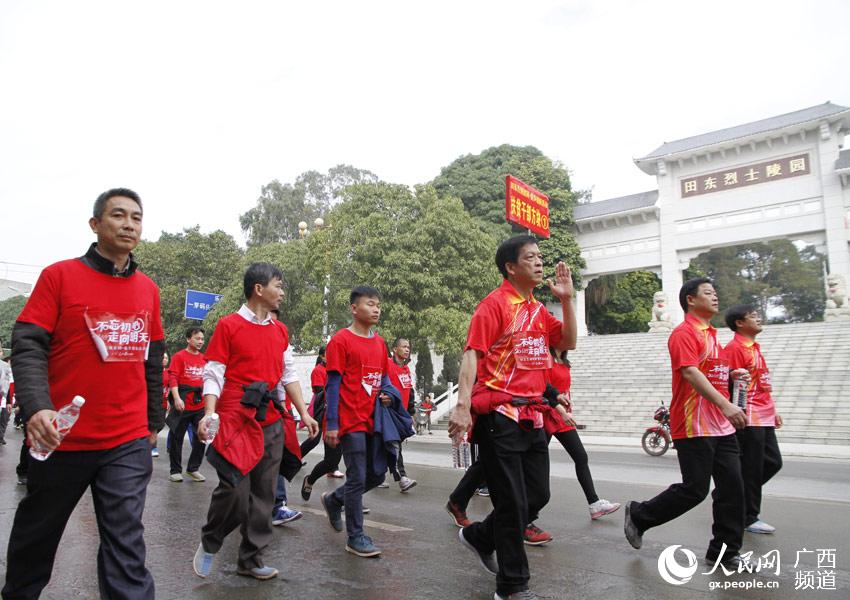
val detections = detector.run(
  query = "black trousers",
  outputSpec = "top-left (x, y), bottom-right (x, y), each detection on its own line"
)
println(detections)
top-left (2, 437), bottom-right (155, 600)
top-left (168, 409), bottom-right (206, 475)
top-left (552, 430), bottom-right (598, 504)
top-left (630, 434), bottom-right (744, 561)
top-left (0, 407), bottom-right (9, 442)
top-left (306, 442), bottom-right (343, 485)
top-left (390, 444), bottom-right (407, 480)
top-left (736, 426), bottom-right (782, 525)
top-left (16, 425), bottom-right (28, 477)
top-left (463, 414), bottom-right (550, 596)
top-left (449, 458), bottom-right (485, 510)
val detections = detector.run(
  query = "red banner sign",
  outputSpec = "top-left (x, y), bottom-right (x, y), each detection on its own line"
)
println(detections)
top-left (505, 175), bottom-right (550, 238)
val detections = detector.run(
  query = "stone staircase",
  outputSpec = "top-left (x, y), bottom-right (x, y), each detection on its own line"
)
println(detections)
top-left (435, 321), bottom-right (850, 446)
top-left (569, 321), bottom-right (850, 446)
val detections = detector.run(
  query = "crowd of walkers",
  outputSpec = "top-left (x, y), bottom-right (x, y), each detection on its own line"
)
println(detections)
top-left (0, 188), bottom-right (782, 600)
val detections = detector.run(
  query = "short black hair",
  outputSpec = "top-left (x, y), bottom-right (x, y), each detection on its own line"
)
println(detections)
top-left (243, 262), bottom-right (284, 300)
top-left (185, 327), bottom-right (204, 339)
top-left (350, 285), bottom-right (381, 305)
top-left (725, 304), bottom-right (757, 331)
top-left (93, 188), bottom-right (142, 219)
top-left (392, 337), bottom-right (409, 348)
top-left (495, 235), bottom-right (538, 279)
top-left (679, 277), bottom-right (714, 313)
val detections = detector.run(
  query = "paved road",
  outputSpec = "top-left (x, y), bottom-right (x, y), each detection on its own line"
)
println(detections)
top-left (0, 428), bottom-right (847, 599)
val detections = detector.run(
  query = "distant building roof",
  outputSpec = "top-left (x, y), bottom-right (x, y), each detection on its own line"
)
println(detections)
top-left (574, 190), bottom-right (658, 221)
top-left (837, 149), bottom-right (850, 171)
top-left (636, 102), bottom-right (850, 168)
top-left (0, 279), bottom-right (32, 302)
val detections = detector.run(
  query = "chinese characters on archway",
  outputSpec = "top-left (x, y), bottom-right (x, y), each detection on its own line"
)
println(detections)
top-left (680, 154), bottom-right (810, 197)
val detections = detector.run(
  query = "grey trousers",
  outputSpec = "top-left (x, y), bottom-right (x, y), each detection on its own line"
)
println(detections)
top-left (201, 420), bottom-right (283, 570)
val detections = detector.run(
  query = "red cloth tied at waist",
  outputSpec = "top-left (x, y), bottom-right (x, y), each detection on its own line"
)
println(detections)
top-left (211, 406), bottom-right (265, 475)
top-left (470, 388), bottom-right (547, 430)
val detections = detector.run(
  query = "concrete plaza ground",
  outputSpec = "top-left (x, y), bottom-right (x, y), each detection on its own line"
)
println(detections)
top-left (0, 428), bottom-right (847, 599)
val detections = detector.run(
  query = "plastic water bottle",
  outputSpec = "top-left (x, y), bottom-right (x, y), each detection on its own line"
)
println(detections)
top-left (733, 379), bottom-right (747, 411)
top-left (452, 434), bottom-right (471, 469)
top-left (205, 413), bottom-right (220, 444)
top-left (29, 396), bottom-right (86, 461)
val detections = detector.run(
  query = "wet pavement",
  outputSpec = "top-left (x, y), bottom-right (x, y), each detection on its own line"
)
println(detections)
top-left (0, 427), bottom-right (848, 599)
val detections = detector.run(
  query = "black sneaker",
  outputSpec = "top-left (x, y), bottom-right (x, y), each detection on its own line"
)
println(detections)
top-left (458, 527), bottom-right (498, 575)
top-left (624, 501), bottom-right (643, 549)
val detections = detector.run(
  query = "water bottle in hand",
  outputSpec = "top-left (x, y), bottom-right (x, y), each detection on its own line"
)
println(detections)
top-left (205, 413), bottom-right (220, 445)
top-left (451, 433), bottom-right (471, 469)
top-left (29, 396), bottom-right (86, 461)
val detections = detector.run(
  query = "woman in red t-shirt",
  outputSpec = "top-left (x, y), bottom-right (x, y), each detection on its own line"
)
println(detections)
top-left (541, 349), bottom-right (620, 521)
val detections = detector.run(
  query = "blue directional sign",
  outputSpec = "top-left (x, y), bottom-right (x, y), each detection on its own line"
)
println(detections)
top-left (184, 289), bottom-right (223, 320)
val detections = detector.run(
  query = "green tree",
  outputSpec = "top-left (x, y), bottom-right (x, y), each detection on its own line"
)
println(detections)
top-left (239, 165), bottom-right (379, 246)
top-left (414, 341), bottom-right (434, 396)
top-left (134, 227), bottom-right (244, 353)
top-left (586, 271), bottom-right (661, 334)
top-left (0, 295), bottom-right (27, 349)
top-left (305, 182), bottom-right (500, 356)
top-left (432, 144), bottom-right (585, 293)
top-left (685, 240), bottom-right (825, 326)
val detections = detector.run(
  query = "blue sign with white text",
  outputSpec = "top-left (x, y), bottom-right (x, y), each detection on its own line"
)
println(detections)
top-left (185, 289), bottom-right (223, 320)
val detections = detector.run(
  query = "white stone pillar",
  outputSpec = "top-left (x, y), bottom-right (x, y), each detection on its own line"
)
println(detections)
top-left (818, 123), bottom-right (850, 284)
top-left (656, 160), bottom-right (684, 324)
top-left (576, 285), bottom-right (588, 337)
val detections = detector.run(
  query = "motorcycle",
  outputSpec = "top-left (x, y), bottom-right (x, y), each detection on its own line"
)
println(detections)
top-left (641, 401), bottom-right (671, 456)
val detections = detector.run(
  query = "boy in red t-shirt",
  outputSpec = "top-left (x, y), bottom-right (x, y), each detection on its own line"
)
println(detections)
top-left (166, 327), bottom-right (207, 481)
top-left (724, 304), bottom-right (783, 535)
top-left (320, 286), bottom-right (396, 558)
top-left (624, 278), bottom-right (749, 570)
top-left (382, 337), bottom-right (417, 492)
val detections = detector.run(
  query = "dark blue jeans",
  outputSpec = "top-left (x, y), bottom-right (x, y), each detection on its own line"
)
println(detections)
top-left (329, 432), bottom-right (385, 538)
top-left (2, 437), bottom-right (155, 600)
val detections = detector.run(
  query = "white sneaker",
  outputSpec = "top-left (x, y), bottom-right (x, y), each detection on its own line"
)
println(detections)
top-left (745, 520), bottom-right (776, 534)
top-left (399, 476), bottom-right (417, 492)
top-left (376, 481), bottom-right (390, 489)
top-left (169, 473), bottom-right (184, 482)
top-left (186, 471), bottom-right (206, 482)
top-left (589, 499), bottom-right (621, 520)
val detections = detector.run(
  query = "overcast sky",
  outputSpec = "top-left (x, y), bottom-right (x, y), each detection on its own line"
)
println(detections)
top-left (1, 0), bottom-right (848, 285)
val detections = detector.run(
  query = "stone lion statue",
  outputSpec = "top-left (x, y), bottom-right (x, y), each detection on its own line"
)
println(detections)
top-left (652, 291), bottom-right (671, 321)
top-left (826, 274), bottom-right (848, 309)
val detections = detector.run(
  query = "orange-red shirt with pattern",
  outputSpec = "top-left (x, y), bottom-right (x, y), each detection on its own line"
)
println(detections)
top-left (668, 313), bottom-right (735, 440)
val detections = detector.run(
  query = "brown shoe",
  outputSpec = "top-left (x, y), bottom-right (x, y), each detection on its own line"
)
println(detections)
top-left (446, 501), bottom-right (472, 528)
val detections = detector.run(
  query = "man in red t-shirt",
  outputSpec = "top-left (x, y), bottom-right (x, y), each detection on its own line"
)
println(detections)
top-left (448, 235), bottom-right (577, 600)
top-left (320, 286), bottom-right (412, 558)
top-left (166, 326), bottom-right (208, 481)
top-left (624, 278), bottom-right (748, 570)
top-left (724, 304), bottom-right (783, 535)
top-left (383, 337), bottom-right (417, 492)
top-left (192, 263), bottom-right (318, 581)
top-left (3, 188), bottom-right (164, 599)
